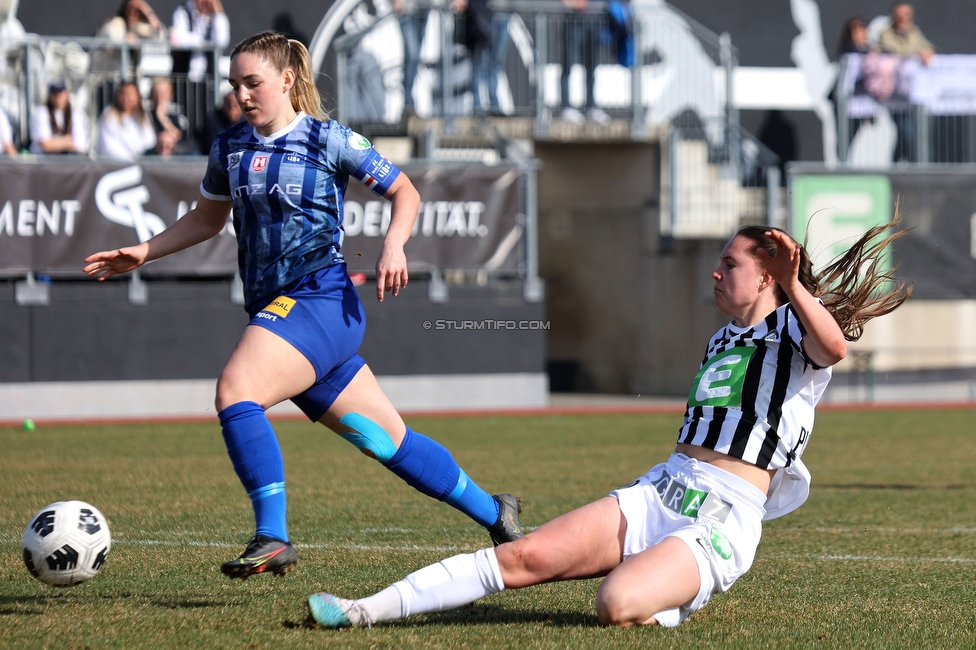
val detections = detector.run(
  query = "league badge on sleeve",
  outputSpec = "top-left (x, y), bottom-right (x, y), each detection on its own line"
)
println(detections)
top-left (348, 133), bottom-right (371, 150)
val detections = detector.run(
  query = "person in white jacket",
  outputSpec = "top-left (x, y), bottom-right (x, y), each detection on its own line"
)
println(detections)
top-left (96, 81), bottom-right (155, 161)
top-left (30, 79), bottom-right (89, 155)
top-left (170, 0), bottom-right (230, 82)
top-left (0, 105), bottom-right (17, 155)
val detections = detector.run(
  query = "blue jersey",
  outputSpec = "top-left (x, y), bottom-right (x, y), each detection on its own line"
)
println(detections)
top-left (200, 112), bottom-right (401, 310)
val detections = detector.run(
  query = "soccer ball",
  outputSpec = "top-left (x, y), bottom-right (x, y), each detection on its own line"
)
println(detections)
top-left (21, 501), bottom-right (111, 587)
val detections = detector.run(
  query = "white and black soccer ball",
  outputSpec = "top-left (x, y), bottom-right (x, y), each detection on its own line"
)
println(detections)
top-left (21, 501), bottom-right (111, 587)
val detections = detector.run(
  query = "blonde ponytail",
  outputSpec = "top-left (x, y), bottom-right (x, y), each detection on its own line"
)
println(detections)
top-left (286, 39), bottom-right (326, 120)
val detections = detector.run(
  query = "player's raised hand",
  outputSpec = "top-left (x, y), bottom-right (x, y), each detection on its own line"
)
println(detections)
top-left (83, 243), bottom-right (149, 281)
top-left (757, 229), bottom-right (802, 289)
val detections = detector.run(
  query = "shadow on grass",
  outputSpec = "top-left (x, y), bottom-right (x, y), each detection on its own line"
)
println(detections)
top-left (822, 483), bottom-right (971, 490)
top-left (284, 604), bottom-right (600, 630)
top-left (0, 592), bottom-right (226, 611)
top-left (0, 594), bottom-right (57, 616)
top-left (0, 593), bottom-right (224, 616)
top-left (152, 598), bottom-right (225, 609)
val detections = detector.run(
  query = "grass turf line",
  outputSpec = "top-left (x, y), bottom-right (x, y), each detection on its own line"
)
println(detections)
top-left (1, 410), bottom-right (975, 648)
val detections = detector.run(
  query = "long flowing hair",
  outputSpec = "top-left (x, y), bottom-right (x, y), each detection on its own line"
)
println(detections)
top-left (737, 215), bottom-right (912, 342)
top-left (230, 31), bottom-right (327, 121)
top-left (47, 91), bottom-right (72, 137)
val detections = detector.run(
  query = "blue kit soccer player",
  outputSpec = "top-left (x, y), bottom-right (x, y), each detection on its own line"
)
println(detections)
top-left (84, 30), bottom-right (523, 579)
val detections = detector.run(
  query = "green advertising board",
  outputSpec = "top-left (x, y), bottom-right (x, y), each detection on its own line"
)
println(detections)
top-left (790, 175), bottom-right (892, 272)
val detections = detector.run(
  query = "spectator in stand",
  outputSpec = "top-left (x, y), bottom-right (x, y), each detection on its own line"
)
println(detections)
top-left (170, 0), bottom-right (231, 83)
top-left (834, 17), bottom-right (872, 153)
top-left (838, 16), bottom-right (870, 55)
top-left (878, 3), bottom-right (934, 65)
top-left (94, 0), bottom-right (167, 76)
top-left (97, 0), bottom-right (167, 44)
top-left (97, 81), bottom-right (156, 161)
top-left (149, 76), bottom-right (196, 154)
top-left (148, 128), bottom-right (179, 158)
top-left (454, 0), bottom-right (500, 115)
top-left (0, 106), bottom-right (17, 156)
top-left (559, 0), bottom-right (610, 125)
top-left (30, 79), bottom-right (89, 155)
top-left (199, 88), bottom-right (243, 155)
top-left (394, 0), bottom-right (429, 116)
top-left (878, 3), bottom-right (934, 163)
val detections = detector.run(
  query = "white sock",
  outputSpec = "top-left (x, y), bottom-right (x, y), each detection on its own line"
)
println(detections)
top-left (358, 548), bottom-right (505, 623)
top-left (353, 586), bottom-right (402, 625)
top-left (653, 607), bottom-right (687, 628)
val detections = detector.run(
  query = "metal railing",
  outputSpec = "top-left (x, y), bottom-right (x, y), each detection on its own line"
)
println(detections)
top-left (666, 119), bottom-right (781, 239)
top-left (0, 35), bottom-right (222, 155)
top-left (330, 0), bottom-right (769, 238)
top-left (836, 53), bottom-right (976, 166)
top-left (332, 0), bottom-right (737, 138)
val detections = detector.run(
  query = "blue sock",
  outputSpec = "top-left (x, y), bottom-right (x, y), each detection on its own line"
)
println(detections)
top-left (218, 401), bottom-right (289, 542)
top-left (383, 427), bottom-right (500, 528)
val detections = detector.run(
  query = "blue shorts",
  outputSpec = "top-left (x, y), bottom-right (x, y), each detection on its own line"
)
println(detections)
top-left (249, 264), bottom-right (367, 422)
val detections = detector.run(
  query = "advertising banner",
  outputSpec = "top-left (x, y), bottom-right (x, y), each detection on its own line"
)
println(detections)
top-left (841, 54), bottom-right (976, 118)
top-left (0, 159), bottom-right (523, 277)
top-left (790, 174), bottom-right (893, 272)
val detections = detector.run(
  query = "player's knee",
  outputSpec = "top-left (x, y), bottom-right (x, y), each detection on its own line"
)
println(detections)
top-left (214, 375), bottom-right (237, 412)
top-left (337, 412), bottom-right (398, 462)
top-left (595, 584), bottom-right (651, 627)
top-left (494, 534), bottom-right (547, 588)
top-left (215, 372), bottom-right (250, 412)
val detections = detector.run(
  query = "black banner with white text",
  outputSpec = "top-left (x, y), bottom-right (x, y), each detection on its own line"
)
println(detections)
top-left (0, 159), bottom-right (523, 277)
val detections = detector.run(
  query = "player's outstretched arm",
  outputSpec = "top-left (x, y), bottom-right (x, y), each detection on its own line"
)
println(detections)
top-left (375, 174), bottom-right (420, 302)
top-left (84, 196), bottom-right (231, 281)
top-left (759, 229), bottom-right (847, 367)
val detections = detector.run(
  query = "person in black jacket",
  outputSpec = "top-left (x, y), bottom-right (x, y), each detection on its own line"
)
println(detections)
top-left (199, 89), bottom-right (243, 155)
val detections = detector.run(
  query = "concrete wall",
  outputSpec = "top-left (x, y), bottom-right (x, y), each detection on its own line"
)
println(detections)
top-left (0, 278), bottom-right (544, 381)
top-left (536, 141), bottom-right (728, 396)
top-left (0, 278), bottom-right (548, 419)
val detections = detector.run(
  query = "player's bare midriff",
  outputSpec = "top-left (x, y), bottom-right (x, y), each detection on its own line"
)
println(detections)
top-left (675, 443), bottom-right (776, 495)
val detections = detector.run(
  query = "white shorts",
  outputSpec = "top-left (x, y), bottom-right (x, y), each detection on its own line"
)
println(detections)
top-left (609, 452), bottom-right (767, 623)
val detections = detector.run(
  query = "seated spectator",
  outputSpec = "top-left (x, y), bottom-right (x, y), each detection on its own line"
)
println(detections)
top-left (170, 0), bottom-right (231, 82)
top-left (97, 0), bottom-right (166, 44)
top-left (96, 81), bottom-right (156, 161)
top-left (148, 76), bottom-right (196, 154)
top-left (147, 128), bottom-right (179, 158)
top-left (0, 105), bottom-right (17, 156)
top-left (199, 89), bottom-right (242, 154)
top-left (878, 3), bottom-right (934, 65)
top-left (29, 79), bottom-right (89, 155)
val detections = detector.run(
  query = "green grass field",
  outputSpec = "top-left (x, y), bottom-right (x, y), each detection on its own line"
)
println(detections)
top-left (2, 408), bottom-right (975, 649)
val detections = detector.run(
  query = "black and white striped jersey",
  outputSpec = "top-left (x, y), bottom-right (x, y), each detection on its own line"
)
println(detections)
top-left (676, 303), bottom-right (831, 470)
